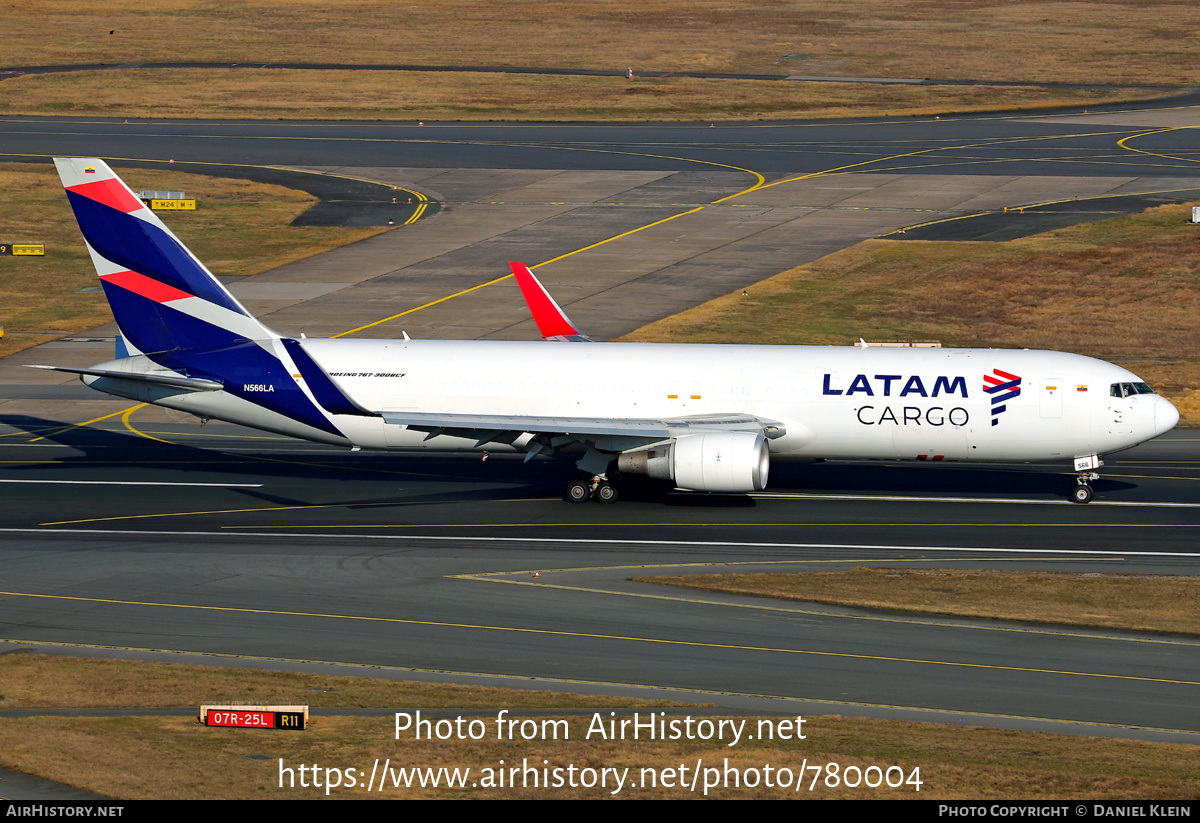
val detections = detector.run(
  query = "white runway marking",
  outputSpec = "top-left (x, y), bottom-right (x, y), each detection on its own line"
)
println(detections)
top-left (750, 492), bottom-right (1200, 508)
top-left (0, 479), bottom-right (262, 487)
top-left (2, 528), bottom-right (1199, 558)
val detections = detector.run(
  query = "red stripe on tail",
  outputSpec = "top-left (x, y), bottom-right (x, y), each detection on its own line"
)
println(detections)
top-left (100, 270), bottom-right (193, 303)
top-left (66, 178), bottom-right (145, 215)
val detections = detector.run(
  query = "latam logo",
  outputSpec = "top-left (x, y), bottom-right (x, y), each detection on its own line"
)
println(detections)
top-left (822, 374), bottom-right (968, 397)
top-left (983, 369), bottom-right (1021, 426)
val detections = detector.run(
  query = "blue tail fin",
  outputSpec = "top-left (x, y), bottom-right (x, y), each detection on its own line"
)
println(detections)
top-left (55, 157), bottom-right (276, 356)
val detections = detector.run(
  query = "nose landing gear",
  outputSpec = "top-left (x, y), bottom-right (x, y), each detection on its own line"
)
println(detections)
top-left (1071, 454), bottom-right (1103, 504)
top-left (1073, 472), bottom-right (1099, 504)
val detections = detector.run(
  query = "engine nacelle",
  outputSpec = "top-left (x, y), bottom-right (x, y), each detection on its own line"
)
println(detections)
top-left (618, 431), bottom-right (769, 492)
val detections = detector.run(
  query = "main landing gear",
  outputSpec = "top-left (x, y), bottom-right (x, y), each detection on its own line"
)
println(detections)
top-left (566, 475), bottom-right (619, 504)
top-left (1073, 472), bottom-right (1099, 504)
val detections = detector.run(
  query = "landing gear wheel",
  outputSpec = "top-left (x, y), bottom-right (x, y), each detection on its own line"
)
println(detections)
top-left (566, 479), bottom-right (591, 503)
top-left (594, 481), bottom-right (619, 504)
top-left (1072, 484), bottom-right (1093, 504)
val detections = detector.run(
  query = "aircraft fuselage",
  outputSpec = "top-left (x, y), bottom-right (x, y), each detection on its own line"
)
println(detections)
top-left (85, 339), bottom-right (1177, 463)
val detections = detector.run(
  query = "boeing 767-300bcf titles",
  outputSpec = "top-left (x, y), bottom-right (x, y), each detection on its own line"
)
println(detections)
top-left (32, 158), bottom-right (1180, 504)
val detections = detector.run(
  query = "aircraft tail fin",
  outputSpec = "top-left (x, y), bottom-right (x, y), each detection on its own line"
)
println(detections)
top-left (55, 157), bottom-right (277, 355)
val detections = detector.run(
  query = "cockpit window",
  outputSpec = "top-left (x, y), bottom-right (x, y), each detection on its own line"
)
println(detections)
top-left (1110, 382), bottom-right (1155, 397)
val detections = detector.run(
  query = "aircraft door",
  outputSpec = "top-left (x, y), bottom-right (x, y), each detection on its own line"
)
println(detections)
top-left (1105, 383), bottom-right (1134, 435)
top-left (1108, 403), bottom-right (1133, 434)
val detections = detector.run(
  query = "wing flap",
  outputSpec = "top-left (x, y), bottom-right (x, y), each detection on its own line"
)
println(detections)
top-left (383, 411), bottom-right (671, 438)
top-left (379, 410), bottom-right (785, 443)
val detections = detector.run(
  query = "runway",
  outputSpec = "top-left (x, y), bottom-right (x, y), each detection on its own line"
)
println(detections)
top-left (1, 417), bottom-right (1198, 735)
top-left (1, 102), bottom-right (1199, 738)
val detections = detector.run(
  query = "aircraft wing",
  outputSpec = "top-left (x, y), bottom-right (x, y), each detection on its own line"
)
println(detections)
top-left (379, 409), bottom-right (786, 456)
top-left (510, 262), bottom-right (593, 342)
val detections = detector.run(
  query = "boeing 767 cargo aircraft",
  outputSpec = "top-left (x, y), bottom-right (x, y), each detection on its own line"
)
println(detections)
top-left (33, 158), bottom-right (1179, 504)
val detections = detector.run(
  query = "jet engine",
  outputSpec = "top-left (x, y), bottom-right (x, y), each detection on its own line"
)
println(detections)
top-left (618, 431), bottom-right (769, 492)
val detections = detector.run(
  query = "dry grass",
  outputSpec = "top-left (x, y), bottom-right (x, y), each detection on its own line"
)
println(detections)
top-left (0, 2), bottom-right (1195, 121)
top-left (624, 202), bottom-right (1200, 424)
top-left (0, 69), bottom-right (1151, 122)
top-left (0, 656), bottom-right (1197, 799)
top-left (5, 1), bottom-right (1200, 86)
top-left (0, 654), bottom-right (686, 710)
top-left (0, 163), bottom-right (386, 359)
top-left (3, 714), bottom-right (1199, 799)
top-left (635, 568), bottom-right (1200, 634)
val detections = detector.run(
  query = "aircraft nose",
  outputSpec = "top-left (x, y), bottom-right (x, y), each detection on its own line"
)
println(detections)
top-left (1154, 395), bottom-right (1180, 436)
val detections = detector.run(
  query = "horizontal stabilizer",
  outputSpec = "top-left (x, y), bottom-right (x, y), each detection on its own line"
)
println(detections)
top-left (27, 364), bottom-right (223, 391)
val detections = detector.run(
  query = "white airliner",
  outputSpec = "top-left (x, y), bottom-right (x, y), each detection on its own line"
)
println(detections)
top-left (35, 157), bottom-right (1179, 504)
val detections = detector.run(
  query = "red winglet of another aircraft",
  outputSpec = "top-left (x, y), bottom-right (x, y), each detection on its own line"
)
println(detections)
top-left (509, 262), bottom-right (592, 341)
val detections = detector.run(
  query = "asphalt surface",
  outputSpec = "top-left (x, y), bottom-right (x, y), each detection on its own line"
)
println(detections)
top-left (1, 105), bottom-right (1199, 764)
top-left (6, 100), bottom-right (1200, 176)
top-left (1, 420), bottom-right (1197, 738)
top-left (9, 105), bottom-right (1200, 342)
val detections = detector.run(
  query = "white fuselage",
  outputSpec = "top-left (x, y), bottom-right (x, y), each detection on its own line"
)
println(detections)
top-left (132, 339), bottom-right (1178, 464)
